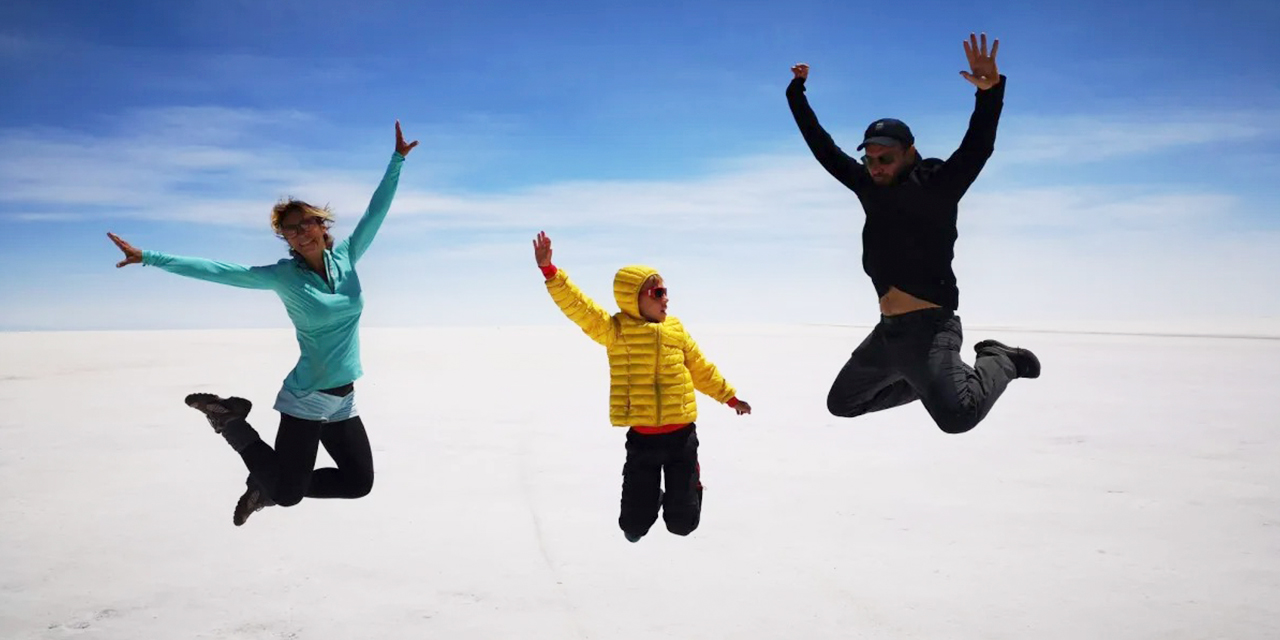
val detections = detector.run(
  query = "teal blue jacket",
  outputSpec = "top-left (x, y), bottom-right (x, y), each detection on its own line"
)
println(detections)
top-left (142, 152), bottom-right (404, 393)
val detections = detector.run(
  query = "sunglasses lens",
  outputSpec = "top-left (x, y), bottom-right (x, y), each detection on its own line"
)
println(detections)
top-left (653, 287), bottom-right (667, 298)
top-left (283, 218), bottom-right (323, 236)
top-left (864, 154), bottom-right (896, 166)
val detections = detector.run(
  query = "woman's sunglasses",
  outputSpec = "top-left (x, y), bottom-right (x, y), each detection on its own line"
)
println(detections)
top-left (644, 287), bottom-right (668, 300)
top-left (280, 217), bottom-right (327, 237)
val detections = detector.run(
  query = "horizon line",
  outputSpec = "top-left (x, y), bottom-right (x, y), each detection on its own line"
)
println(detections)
top-left (2, 322), bottom-right (1278, 342)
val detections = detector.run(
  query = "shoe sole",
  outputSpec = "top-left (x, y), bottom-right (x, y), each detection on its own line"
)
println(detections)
top-left (185, 392), bottom-right (252, 414)
top-left (233, 489), bottom-right (269, 527)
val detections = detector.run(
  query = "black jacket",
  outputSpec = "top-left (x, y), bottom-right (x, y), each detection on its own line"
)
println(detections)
top-left (786, 74), bottom-right (1006, 311)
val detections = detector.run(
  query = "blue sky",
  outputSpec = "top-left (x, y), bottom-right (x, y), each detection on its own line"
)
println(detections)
top-left (2, 0), bottom-right (1279, 332)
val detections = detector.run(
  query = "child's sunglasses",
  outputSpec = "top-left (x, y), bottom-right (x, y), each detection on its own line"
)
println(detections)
top-left (644, 287), bottom-right (668, 300)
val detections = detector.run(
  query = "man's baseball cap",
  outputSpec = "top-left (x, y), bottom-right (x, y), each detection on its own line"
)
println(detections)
top-left (857, 118), bottom-right (914, 150)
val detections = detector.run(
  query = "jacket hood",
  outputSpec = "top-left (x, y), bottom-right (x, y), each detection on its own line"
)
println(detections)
top-left (613, 264), bottom-right (659, 320)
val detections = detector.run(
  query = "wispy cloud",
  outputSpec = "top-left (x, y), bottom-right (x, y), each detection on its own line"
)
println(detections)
top-left (1, 104), bottom-right (1272, 249)
top-left (993, 110), bottom-right (1280, 165)
top-left (961, 187), bottom-right (1242, 233)
top-left (3, 102), bottom-right (1278, 333)
top-left (0, 106), bottom-right (530, 226)
top-left (0, 32), bottom-right (34, 58)
top-left (0, 29), bottom-right (386, 96)
top-left (0, 116), bottom-right (386, 233)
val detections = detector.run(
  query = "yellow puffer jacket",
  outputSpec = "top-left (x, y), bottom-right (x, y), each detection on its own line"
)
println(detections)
top-left (544, 264), bottom-right (737, 427)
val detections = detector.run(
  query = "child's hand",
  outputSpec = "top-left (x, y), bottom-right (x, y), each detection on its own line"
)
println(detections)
top-left (734, 400), bottom-right (751, 415)
top-left (533, 231), bottom-right (553, 267)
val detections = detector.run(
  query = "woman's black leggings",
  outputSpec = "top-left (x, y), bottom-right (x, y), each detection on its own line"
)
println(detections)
top-left (237, 413), bottom-right (374, 506)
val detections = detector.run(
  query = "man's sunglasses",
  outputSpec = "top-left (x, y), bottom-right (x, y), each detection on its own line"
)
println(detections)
top-left (862, 152), bottom-right (900, 167)
top-left (644, 287), bottom-right (668, 300)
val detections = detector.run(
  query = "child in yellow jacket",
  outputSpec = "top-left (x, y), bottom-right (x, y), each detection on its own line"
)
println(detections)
top-left (532, 231), bottom-right (751, 542)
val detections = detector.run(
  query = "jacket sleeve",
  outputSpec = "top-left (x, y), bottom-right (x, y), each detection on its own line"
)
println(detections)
top-left (933, 75), bottom-right (1006, 199)
top-left (337, 151), bottom-right (404, 264)
top-left (141, 250), bottom-right (280, 290)
top-left (544, 267), bottom-right (617, 348)
top-left (679, 323), bottom-right (737, 403)
top-left (786, 77), bottom-right (870, 194)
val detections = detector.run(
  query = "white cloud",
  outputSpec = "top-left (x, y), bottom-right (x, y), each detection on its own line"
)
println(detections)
top-left (893, 106), bottom-right (1280, 174)
top-left (0, 107), bottom-right (521, 226)
top-left (960, 187), bottom-right (1242, 233)
top-left (4, 103), bottom-right (1273, 233)
top-left (2, 104), bottom-right (1278, 332)
top-left (0, 33), bottom-right (32, 57)
top-left (0, 108), bottom-right (313, 213)
top-left (992, 110), bottom-right (1280, 165)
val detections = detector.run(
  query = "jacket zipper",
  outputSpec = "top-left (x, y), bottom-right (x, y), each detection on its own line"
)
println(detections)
top-left (322, 252), bottom-right (335, 293)
top-left (654, 325), bottom-right (662, 425)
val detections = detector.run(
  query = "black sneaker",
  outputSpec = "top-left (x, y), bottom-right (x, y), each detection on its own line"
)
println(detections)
top-left (184, 393), bottom-right (252, 433)
top-left (624, 531), bottom-right (644, 543)
top-left (974, 340), bottom-right (1041, 379)
top-left (233, 485), bottom-right (274, 527)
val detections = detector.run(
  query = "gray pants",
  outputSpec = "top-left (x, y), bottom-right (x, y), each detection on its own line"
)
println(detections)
top-left (827, 308), bottom-right (1017, 434)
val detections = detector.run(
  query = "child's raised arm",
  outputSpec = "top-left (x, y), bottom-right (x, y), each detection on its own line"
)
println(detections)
top-left (534, 231), bottom-right (616, 347)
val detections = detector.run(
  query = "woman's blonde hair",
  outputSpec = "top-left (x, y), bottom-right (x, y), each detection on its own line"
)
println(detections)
top-left (270, 198), bottom-right (336, 258)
